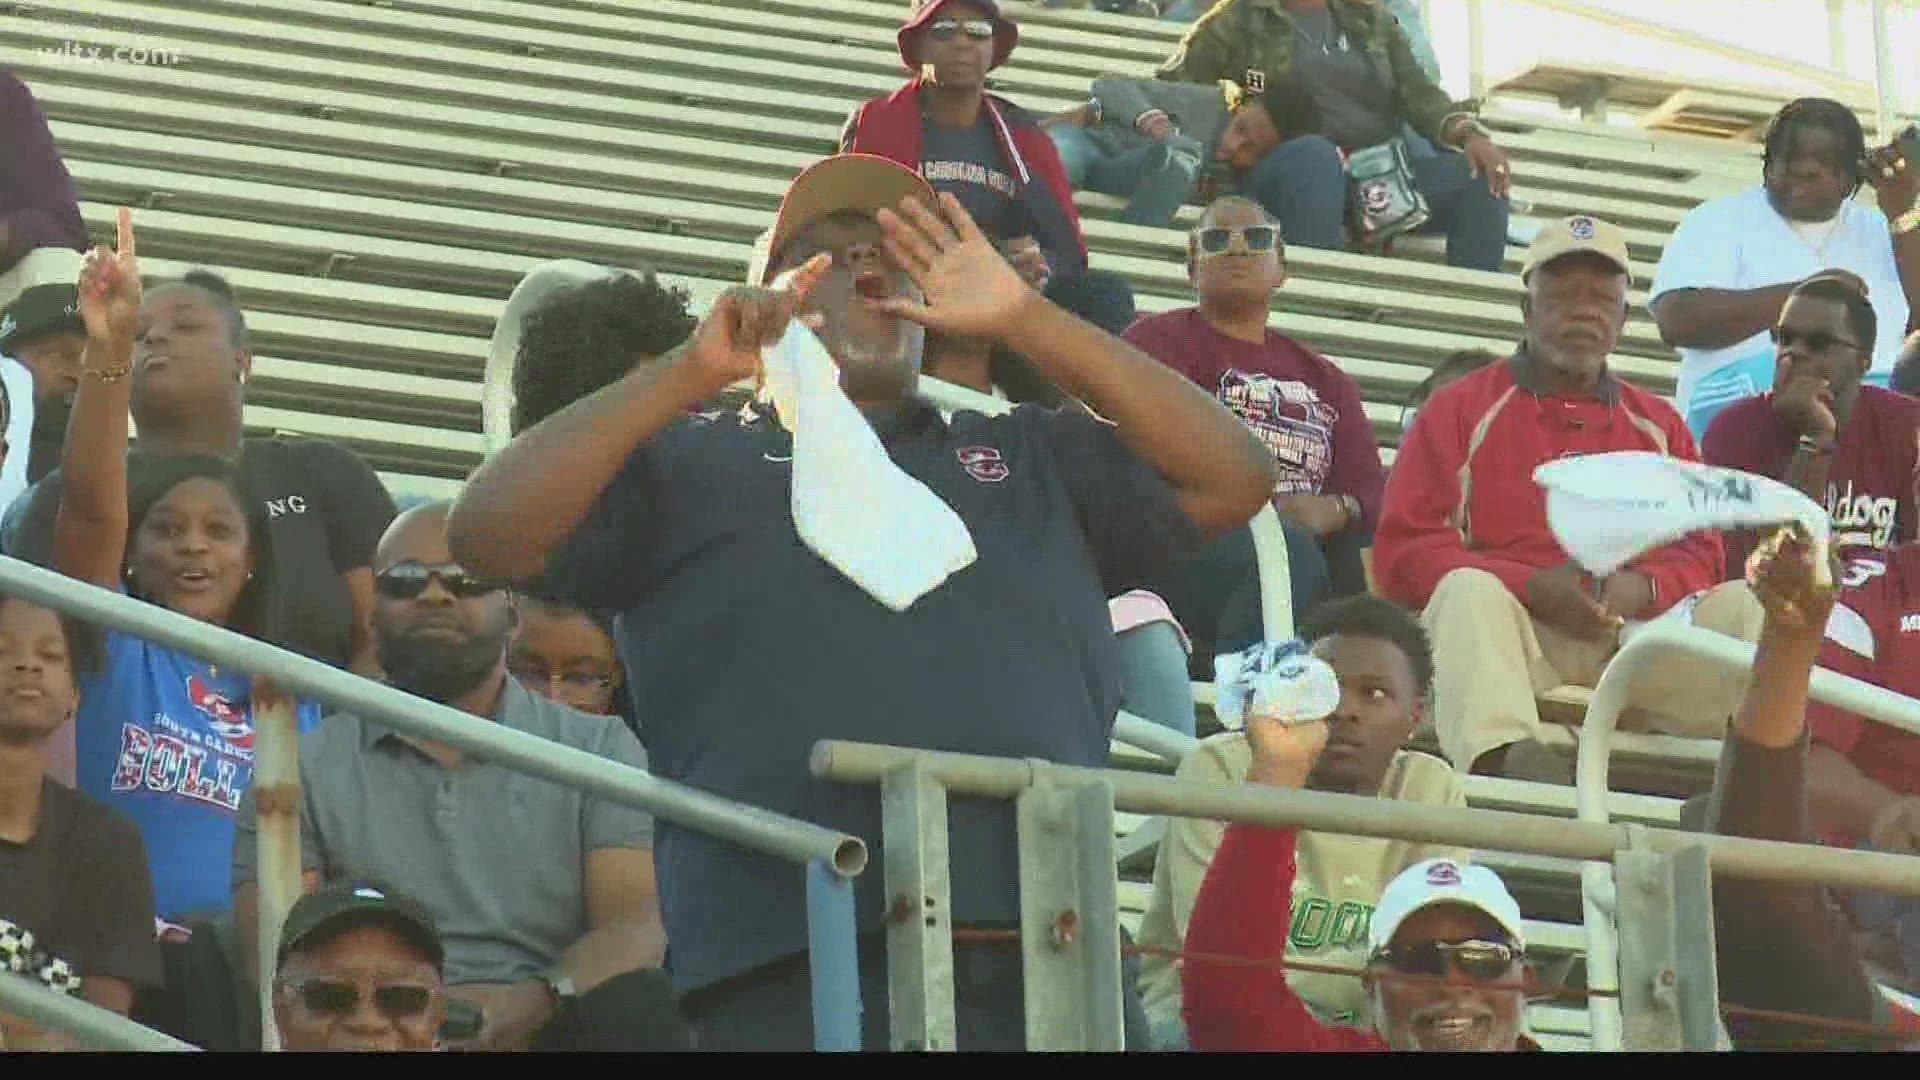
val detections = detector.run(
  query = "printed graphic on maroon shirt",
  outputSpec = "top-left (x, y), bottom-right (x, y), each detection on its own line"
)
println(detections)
top-left (1216, 369), bottom-right (1338, 495)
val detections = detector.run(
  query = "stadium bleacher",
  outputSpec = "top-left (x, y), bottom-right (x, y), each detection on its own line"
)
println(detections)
top-left (5, 0), bottom-right (1839, 1050)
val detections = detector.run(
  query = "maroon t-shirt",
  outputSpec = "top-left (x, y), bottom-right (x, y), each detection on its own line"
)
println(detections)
top-left (1701, 385), bottom-right (1920, 584)
top-left (1122, 308), bottom-right (1386, 531)
top-left (1807, 544), bottom-right (1920, 847)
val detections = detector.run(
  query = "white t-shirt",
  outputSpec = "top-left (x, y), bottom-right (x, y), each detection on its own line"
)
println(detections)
top-left (0, 357), bottom-right (35, 513)
top-left (1650, 185), bottom-right (1908, 439)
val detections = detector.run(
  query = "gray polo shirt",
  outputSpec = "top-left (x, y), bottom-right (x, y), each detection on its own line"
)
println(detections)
top-left (233, 677), bottom-right (653, 986)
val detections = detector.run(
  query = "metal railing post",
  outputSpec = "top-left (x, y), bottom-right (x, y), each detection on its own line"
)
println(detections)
top-left (1576, 620), bottom-right (1920, 1051)
top-left (1016, 767), bottom-right (1124, 1051)
top-left (1465, 0), bottom-right (1487, 101)
top-left (1613, 838), bottom-right (1721, 1051)
top-left (1828, 0), bottom-right (1849, 72)
top-left (1248, 503), bottom-right (1295, 642)
top-left (806, 859), bottom-right (863, 1052)
top-left (1111, 711), bottom-right (1199, 766)
top-left (0, 975), bottom-right (196, 1052)
top-left (250, 677), bottom-right (301, 1051)
top-left (880, 764), bottom-right (957, 1051)
top-left (1871, 0), bottom-right (1896, 141)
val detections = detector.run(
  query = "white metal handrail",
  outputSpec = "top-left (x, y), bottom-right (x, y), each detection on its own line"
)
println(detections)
top-left (1575, 619), bottom-right (1920, 1051)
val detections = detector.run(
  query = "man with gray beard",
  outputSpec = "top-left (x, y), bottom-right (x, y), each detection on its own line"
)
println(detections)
top-left (233, 502), bottom-right (688, 1051)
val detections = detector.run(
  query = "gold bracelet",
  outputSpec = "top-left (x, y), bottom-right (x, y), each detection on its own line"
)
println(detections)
top-left (82, 364), bottom-right (131, 383)
top-left (1894, 208), bottom-right (1920, 236)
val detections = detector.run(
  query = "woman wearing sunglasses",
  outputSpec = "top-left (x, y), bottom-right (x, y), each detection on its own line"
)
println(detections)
top-left (49, 210), bottom-right (321, 924)
top-left (1126, 197), bottom-right (1384, 650)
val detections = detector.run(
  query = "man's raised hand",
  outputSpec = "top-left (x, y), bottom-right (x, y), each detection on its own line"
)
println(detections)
top-left (77, 207), bottom-right (140, 344)
top-left (871, 193), bottom-right (1043, 340)
top-left (679, 253), bottom-right (831, 394)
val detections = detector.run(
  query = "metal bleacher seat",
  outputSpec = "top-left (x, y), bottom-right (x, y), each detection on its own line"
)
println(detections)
top-left (9, 0), bottom-right (1779, 479)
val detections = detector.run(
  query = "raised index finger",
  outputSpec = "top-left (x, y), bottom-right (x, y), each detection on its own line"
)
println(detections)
top-left (116, 206), bottom-right (134, 258)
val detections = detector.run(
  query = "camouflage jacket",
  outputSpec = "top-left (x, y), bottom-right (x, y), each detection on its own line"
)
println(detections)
top-left (1156, 0), bottom-right (1472, 144)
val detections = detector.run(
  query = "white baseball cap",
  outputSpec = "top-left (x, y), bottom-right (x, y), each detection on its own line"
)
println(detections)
top-left (1367, 858), bottom-right (1527, 957)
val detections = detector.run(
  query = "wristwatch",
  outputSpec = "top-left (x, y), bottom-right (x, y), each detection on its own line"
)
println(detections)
top-left (1894, 208), bottom-right (1920, 236)
top-left (1335, 493), bottom-right (1363, 529)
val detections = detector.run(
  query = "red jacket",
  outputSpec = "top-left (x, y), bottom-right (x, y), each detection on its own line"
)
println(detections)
top-left (1184, 823), bottom-right (1389, 1051)
top-left (841, 79), bottom-right (1089, 274)
top-left (1374, 352), bottom-right (1723, 612)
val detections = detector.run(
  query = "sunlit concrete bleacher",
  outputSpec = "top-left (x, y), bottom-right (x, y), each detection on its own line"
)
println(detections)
top-left (3, 0), bottom-right (1818, 1050)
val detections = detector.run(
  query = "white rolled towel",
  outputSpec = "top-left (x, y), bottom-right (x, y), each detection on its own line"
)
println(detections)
top-left (760, 320), bottom-right (977, 611)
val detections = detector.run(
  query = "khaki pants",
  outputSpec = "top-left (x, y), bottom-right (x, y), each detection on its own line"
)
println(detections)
top-left (1423, 568), bottom-right (1766, 771)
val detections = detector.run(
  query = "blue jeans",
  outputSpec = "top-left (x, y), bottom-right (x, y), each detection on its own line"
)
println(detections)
top-left (1116, 620), bottom-right (1197, 738)
top-left (1050, 125), bottom-right (1199, 228)
top-left (1244, 134), bottom-right (1511, 272)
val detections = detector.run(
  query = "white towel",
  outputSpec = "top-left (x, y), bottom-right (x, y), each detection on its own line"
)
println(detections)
top-left (1532, 451), bottom-right (1830, 578)
top-left (759, 321), bottom-right (976, 612)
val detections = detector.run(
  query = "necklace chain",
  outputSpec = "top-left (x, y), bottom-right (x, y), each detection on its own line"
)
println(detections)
top-left (1293, 13), bottom-right (1341, 54)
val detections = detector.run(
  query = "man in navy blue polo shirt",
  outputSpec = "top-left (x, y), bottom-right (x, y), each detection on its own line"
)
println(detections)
top-left (448, 154), bottom-right (1277, 1050)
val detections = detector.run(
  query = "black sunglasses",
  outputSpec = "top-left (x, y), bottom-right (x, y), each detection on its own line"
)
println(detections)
top-left (374, 562), bottom-right (503, 601)
top-left (285, 976), bottom-right (436, 1020)
top-left (1770, 325), bottom-right (1865, 354)
top-left (926, 17), bottom-right (997, 41)
top-left (1370, 938), bottom-right (1521, 982)
top-left (1195, 225), bottom-right (1281, 256)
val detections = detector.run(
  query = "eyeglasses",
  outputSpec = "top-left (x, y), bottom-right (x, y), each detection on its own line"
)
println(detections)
top-left (508, 663), bottom-right (615, 697)
top-left (374, 562), bottom-right (503, 601)
top-left (1770, 325), bottom-right (1865, 354)
top-left (1370, 938), bottom-right (1522, 982)
top-left (278, 975), bottom-right (437, 1021)
top-left (926, 17), bottom-right (996, 41)
top-left (1194, 225), bottom-right (1281, 256)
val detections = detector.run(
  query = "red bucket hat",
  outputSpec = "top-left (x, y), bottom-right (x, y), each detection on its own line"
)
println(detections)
top-left (898, 0), bottom-right (1019, 72)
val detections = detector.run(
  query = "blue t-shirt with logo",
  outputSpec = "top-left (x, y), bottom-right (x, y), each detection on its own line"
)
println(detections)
top-left (76, 629), bottom-right (323, 920)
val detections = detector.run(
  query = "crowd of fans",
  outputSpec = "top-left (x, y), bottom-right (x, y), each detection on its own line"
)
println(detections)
top-left (2, 0), bottom-right (1920, 1053)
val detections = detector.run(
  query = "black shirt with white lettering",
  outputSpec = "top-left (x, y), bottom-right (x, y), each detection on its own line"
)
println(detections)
top-left (0, 778), bottom-right (163, 990)
top-left (2, 436), bottom-right (397, 668)
top-left (542, 400), bottom-right (1202, 992)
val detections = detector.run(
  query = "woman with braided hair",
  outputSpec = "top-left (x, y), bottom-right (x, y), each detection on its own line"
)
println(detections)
top-left (1653, 96), bottom-right (1920, 439)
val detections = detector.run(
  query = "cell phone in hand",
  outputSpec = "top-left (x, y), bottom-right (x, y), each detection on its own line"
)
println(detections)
top-left (441, 998), bottom-right (484, 1044)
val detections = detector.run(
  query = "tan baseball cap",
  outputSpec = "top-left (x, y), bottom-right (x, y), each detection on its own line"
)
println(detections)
top-left (748, 154), bottom-right (936, 286)
top-left (1521, 214), bottom-right (1631, 281)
